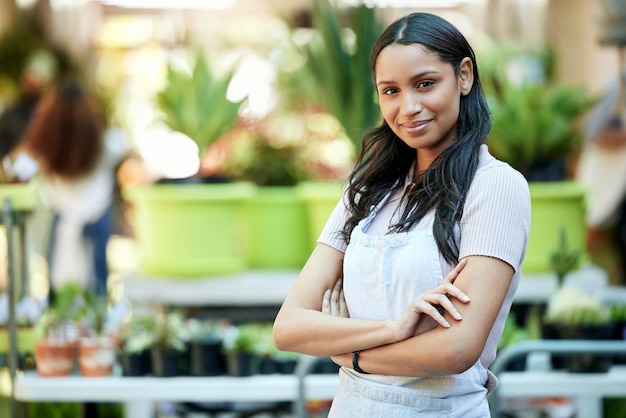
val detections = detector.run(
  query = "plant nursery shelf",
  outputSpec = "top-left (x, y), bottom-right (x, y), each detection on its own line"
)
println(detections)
top-left (121, 268), bottom-right (626, 307)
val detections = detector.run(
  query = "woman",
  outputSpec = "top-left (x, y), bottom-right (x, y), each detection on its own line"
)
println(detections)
top-left (273, 12), bottom-right (530, 417)
top-left (19, 81), bottom-right (128, 297)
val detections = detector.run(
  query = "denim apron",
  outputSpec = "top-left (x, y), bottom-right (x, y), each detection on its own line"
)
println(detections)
top-left (328, 191), bottom-right (490, 418)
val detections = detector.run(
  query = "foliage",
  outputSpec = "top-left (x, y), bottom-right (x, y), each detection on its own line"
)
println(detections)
top-left (482, 44), bottom-right (598, 180)
top-left (549, 227), bottom-right (583, 287)
top-left (226, 129), bottom-right (308, 186)
top-left (224, 110), bottom-right (353, 184)
top-left (610, 304), bottom-right (626, 322)
top-left (155, 50), bottom-right (244, 157)
top-left (292, 1), bottom-right (383, 151)
top-left (185, 318), bottom-right (228, 343)
top-left (149, 310), bottom-right (186, 352)
top-left (545, 286), bottom-right (612, 326)
top-left (0, 292), bottom-right (45, 327)
top-left (223, 323), bottom-right (265, 355)
top-left (35, 282), bottom-right (85, 338)
top-left (120, 312), bottom-right (157, 354)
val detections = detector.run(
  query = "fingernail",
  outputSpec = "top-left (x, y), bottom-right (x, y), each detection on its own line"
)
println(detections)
top-left (453, 312), bottom-right (462, 320)
top-left (443, 320), bottom-right (450, 328)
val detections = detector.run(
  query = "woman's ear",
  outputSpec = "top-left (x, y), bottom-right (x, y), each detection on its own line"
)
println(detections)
top-left (459, 57), bottom-right (474, 96)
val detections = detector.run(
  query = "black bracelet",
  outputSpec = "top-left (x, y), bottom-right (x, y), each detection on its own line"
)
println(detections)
top-left (352, 351), bottom-right (369, 374)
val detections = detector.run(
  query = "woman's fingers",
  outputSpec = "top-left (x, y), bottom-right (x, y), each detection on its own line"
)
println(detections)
top-left (322, 278), bottom-right (350, 318)
top-left (442, 258), bottom-right (467, 284)
top-left (322, 289), bottom-right (331, 314)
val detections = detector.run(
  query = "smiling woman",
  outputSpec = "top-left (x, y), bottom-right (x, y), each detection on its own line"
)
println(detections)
top-left (273, 12), bottom-right (530, 418)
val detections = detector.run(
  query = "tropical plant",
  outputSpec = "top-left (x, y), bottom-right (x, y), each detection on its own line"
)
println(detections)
top-left (155, 49), bottom-right (244, 159)
top-left (292, 1), bottom-right (383, 151)
top-left (482, 45), bottom-right (599, 180)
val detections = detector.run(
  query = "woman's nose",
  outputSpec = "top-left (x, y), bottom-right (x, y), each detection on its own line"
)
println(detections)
top-left (401, 91), bottom-right (422, 116)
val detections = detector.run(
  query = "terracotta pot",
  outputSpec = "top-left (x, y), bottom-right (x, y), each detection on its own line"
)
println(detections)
top-left (77, 337), bottom-right (117, 377)
top-left (35, 339), bottom-right (75, 377)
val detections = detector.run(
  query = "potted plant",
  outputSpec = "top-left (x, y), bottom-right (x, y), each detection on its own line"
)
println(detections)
top-left (185, 317), bottom-right (228, 376)
top-left (123, 48), bottom-right (255, 278)
top-left (278, 2), bottom-right (382, 247)
top-left (543, 285), bottom-right (615, 372)
top-left (118, 311), bottom-right (156, 377)
top-left (149, 310), bottom-right (187, 377)
top-left (33, 282), bottom-right (85, 377)
top-left (0, 291), bottom-right (45, 356)
top-left (224, 118), bottom-right (312, 269)
top-left (75, 291), bottom-right (118, 377)
top-left (223, 323), bottom-right (261, 377)
top-left (481, 44), bottom-right (599, 273)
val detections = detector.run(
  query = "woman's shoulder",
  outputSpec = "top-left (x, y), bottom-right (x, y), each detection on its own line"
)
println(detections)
top-left (475, 144), bottom-right (528, 187)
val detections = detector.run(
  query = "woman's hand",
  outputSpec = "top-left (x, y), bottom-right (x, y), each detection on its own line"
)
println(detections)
top-left (322, 278), bottom-right (349, 318)
top-left (392, 259), bottom-right (470, 342)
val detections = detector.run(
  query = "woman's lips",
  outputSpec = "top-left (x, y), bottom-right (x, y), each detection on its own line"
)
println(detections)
top-left (402, 120), bottom-right (430, 135)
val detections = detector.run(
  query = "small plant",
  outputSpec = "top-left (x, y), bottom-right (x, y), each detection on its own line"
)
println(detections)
top-left (545, 286), bottom-right (611, 326)
top-left (549, 227), bottom-right (583, 287)
top-left (35, 281), bottom-right (85, 340)
top-left (185, 318), bottom-right (229, 343)
top-left (120, 312), bottom-right (157, 354)
top-left (224, 323), bottom-right (261, 355)
top-left (150, 310), bottom-right (186, 352)
top-left (0, 292), bottom-right (45, 328)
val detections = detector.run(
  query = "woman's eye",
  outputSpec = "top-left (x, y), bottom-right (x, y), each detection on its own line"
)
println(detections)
top-left (417, 80), bottom-right (434, 89)
top-left (381, 87), bottom-right (398, 95)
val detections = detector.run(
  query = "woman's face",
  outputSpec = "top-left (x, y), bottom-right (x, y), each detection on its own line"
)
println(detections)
top-left (374, 43), bottom-right (473, 170)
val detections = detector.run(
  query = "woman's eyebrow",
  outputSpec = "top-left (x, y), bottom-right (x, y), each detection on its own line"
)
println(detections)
top-left (376, 70), bottom-right (439, 87)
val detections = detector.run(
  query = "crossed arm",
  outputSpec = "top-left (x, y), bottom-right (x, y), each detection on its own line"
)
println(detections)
top-left (273, 242), bottom-right (514, 377)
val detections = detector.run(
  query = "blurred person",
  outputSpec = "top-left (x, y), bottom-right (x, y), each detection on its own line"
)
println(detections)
top-left (17, 80), bottom-right (129, 297)
top-left (0, 49), bottom-right (57, 161)
top-left (274, 12), bottom-right (530, 416)
top-left (577, 68), bottom-right (626, 284)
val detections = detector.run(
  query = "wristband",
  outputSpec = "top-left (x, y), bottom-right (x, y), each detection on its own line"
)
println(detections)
top-left (352, 351), bottom-right (369, 374)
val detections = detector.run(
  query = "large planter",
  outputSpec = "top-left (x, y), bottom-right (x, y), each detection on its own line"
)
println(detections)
top-left (296, 181), bottom-right (344, 252)
top-left (524, 181), bottom-right (587, 273)
top-left (123, 182), bottom-right (255, 277)
top-left (245, 186), bottom-right (310, 269)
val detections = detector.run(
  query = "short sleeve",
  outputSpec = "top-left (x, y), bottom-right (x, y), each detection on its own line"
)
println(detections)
top-left (317, 191), bottom-right (349, 253)
top-left (459, 162), bottom-right (531, 273)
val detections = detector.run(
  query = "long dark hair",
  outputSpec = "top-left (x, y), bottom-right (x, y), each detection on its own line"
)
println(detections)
top-left (341, 12), bottom-right (492, 265)
top-left (22, 80), bottom-right (105, 180)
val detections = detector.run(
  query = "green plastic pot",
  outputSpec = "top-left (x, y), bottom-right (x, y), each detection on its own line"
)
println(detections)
top-left (524, 181), bottom-right (587, 273)
top-left (123, 182), bottom-right (255, 277)
top-left (245, 186), bottom-right (310, 269)
top-left (297, 181), bottom-right (345, 251)
top-left (0, 181), bottom-right (39, 211)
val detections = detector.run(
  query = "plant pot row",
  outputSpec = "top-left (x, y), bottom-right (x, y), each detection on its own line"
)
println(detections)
top-left (120, 341), bottom-right (298, 378)
top-left (124, 181), bottom-right (344, 278)
top-left (35, 336), bottom-right (117, 378)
